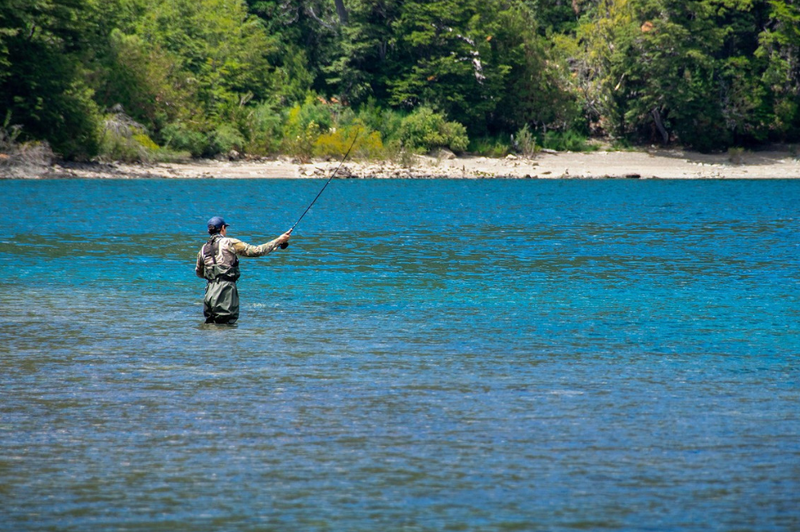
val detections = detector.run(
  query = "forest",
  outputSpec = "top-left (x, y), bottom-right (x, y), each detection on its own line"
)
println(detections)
top-left (1, 0), bottom-right (799, 162)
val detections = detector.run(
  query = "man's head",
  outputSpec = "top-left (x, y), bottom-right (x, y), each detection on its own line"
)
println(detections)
top-left (207, 216), bottom-right (229, 235)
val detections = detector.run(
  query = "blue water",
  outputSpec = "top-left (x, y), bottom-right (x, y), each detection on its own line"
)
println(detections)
top-left (1, 178), bottom-right (798, 531)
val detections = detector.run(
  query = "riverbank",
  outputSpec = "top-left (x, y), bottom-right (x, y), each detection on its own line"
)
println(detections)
top-left (5, 147), bottom-right (800, 179)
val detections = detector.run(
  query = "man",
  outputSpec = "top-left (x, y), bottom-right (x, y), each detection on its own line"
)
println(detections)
top-left (195, 216), bottom-right (291, 324)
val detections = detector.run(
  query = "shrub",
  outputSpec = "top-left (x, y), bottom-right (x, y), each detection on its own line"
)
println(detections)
top-left (0, 112), bottom-right (23, 148)
top-left (539, 130), bottom-right (596, 152)
top-left (207, 124), bottom-right (246, 157)
top-left (281, 96), bottom-right (340, 161)
top-left (314, 124), bottom-right (384, 159)
top-left (728, 147), bottom-right (745, 164)
top-left (0, 113), bottom-right (55, 176)
top-left (469, 136), bottom-right (511, 157)
top-left (161, 123), bottom-right (207, 158)
top-left (357, 100), bottom-right (405, 145)
top-left (283, 95), bottom-right (336, 139)
top-left (99, 111), bottom-right (190, 163)
top-left (283, 120), bottom-right (321, 162)
top-left (244, 101), bottom-right (283, 155)
top-left (397, 107), bottom-right (469, 153)
top-left (515, 124), bottom-right (537, 157)
top-left (98, 112), bottom-right (150, 162)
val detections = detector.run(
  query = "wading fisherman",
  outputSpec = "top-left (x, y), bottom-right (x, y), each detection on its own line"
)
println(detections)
top-left (195, 216), bottom-right (291, 324)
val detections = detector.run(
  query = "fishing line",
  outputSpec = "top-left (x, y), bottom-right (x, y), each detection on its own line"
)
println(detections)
top-left (280, 130), bottom-right (360, 249)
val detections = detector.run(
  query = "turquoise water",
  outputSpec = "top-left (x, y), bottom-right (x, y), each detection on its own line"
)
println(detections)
top-left (1, 178), bottom-right (798, 531)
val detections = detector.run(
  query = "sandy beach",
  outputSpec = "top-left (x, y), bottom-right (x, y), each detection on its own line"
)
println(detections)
top-left (7, 147), bottom-right (800, 179)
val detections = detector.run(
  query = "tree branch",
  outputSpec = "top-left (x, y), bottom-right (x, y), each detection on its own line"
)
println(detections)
top-left (305, 6), bottom-right (335, 31)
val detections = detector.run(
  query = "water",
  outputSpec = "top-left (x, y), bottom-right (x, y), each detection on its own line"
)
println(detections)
top-left (1, 178), bottom-right (798, 531)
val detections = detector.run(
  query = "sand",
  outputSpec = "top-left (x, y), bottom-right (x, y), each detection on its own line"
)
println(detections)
top-left (8, 147), bottom-right (800, 179)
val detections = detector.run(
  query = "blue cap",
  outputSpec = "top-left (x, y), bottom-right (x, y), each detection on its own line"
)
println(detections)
top-left (207, 216), bottom-right (229, 229)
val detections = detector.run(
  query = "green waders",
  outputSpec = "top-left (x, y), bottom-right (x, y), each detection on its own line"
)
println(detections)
top-left (203, 278), bottom-right (239, 324)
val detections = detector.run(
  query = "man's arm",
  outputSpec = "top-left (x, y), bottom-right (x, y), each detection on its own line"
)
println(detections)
top-left (230, 231), bottom-right (291, 257)
top-left (195, 251), bottom-right (206, 278)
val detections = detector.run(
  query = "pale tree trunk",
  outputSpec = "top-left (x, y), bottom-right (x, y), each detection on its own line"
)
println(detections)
top-left (651, 108), bottom-right (669, 144)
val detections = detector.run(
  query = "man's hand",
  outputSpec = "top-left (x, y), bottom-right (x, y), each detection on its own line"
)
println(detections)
top-left (277, 229), bottom-right (292, 249)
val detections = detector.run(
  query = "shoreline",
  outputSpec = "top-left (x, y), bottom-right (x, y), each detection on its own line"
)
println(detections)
top-left (4, 147), bottom-right (800, 179)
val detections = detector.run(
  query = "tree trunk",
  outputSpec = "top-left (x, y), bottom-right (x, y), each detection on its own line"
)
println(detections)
top-left (334, 0), bottom-right (348, 25)
top-left (651, 108), bottom-right (669, 144)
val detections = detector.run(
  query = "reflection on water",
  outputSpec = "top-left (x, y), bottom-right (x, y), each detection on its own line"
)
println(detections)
top-left (1, 179), bottom-right (799, 531)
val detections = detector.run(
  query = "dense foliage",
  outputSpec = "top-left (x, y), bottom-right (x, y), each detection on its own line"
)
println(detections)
top-left (1, 0), bottom-right (798, 160)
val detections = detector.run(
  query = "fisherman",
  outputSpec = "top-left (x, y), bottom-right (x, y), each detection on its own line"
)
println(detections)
top-left (195, 216), bottom-right (291, 324)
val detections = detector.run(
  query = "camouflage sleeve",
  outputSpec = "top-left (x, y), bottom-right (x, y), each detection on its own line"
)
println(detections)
top-left (228, 237), bottom-right (282, 257)
top-left (195, 250), bottom-right (206, 278)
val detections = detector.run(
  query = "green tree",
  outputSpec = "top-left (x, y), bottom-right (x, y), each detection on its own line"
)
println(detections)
top-left (757, 0), bottom-right (800, 139)
top-left (492, 3), bottom-right (581, 133)
top-left (246, 0), bottom-right (338, 101)
top-left (0, 0), bottom-right (101, 158)
top-left (135, 0), bottom-right (273, 112)
top-left (96, 29), bottom-right (195, 132)
top-left (568, 0), bottom-right (784, 150)
top-left (322, 0), bottom-right (403, 105)
top-left (92, 0), bottom-right (278, 155)
top-left (387, 0), bottom-right (512, 133)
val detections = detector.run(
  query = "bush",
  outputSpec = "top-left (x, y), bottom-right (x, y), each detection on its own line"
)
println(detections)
top-left (98, 112), bottom-right (150, 162)
top-left (539, 130), bottom-right (596, 152)
top-left (281, 95), bottom-right (388, 161)
top-left (469, 136), bottom-right (511, 157)
top-left (728, 147), bottom-right (745, 164)
top-left (244, 101), bottom-right (283, 155)
top-left (514, 124), bottom-right (537, 157)
top-left (283, 95), bottom-right (336, 138)
top-left (0, 113), bottom-right (55, 176)
top-left (398, 107), bottom-right (469, 153)
top-left (314, 123), bottom-right (384, 159)
top-left (0, 112), bottom-right (22, 149)
top-left (207, 124), bottom-right (246, 157)
top-left (161, 123), bottom-right (207, 158)
top-left (99, 110), bottom-right (190, 163)
top-left (357, 100), bottom-right (405, 145)
top-left (283, 120), bottom-right (321, 162)
top-left (281, 96), bottom-right (339, 161)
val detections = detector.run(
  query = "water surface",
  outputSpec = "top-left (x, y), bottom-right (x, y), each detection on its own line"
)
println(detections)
top-left (1, 178), bottom-right (798, 531)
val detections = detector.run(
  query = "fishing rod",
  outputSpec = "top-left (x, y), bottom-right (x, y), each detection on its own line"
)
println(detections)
top-left (280, 130), bottom-right (360, 249)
